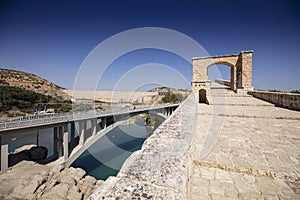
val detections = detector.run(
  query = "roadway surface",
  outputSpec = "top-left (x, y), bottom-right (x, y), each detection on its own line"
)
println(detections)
top-left (0, 103), bottom-right (179, 132)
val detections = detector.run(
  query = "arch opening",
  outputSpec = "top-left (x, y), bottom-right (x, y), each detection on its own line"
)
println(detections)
top-left (199, 89), bottom-right (208, 104)
top-left (208, 64), bottom-right (234, 89)
top-left (208, 64), bottom-right (231, 81)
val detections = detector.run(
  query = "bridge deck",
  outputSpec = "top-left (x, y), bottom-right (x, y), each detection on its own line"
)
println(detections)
top-left (189, 94), bottom-right (300, 199)
top-left (0, 104), bottom-right (179, 132)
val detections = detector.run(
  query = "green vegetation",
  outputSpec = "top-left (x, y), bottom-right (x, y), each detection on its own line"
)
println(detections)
top-left (0, 86), bottom-right (72, 115)
top-left (290, 89), bottom-right (300, 94)
top-left (73, 104), bottom-right (93, 112)
top-left (7, 112), bottom-right (26, 117)
top-left (56, 104), bottom-right (72, 112)
top-left (0, 86), bottom-right (52, 109)
top-left (20, 109), bottom-right (33, 114)
top-left (143, 113), bottom-right (156, 127)
top-left (161, 93), bottom-right (186, 103)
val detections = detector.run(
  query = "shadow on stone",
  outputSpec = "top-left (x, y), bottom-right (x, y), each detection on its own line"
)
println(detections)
top-left (8, 146), bottom-right (48, 167)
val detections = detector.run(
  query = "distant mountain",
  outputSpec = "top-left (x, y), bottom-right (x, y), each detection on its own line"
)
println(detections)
top-left (0, 68), bottom-right (69, 100)
top-left (147, 87), bottom-right (177, 93)
top-left (148, 86), bottom-right (190, 93)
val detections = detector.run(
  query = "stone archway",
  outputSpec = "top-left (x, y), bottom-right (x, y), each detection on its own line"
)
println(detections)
top-left (191, 50), bottom-right (253, 93)
top-left (207, 62), bottom-right (235, 89)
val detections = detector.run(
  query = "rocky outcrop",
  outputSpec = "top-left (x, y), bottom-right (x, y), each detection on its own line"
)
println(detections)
top-left (0, 161), bottom-right (103, 200)
top-left (0, 68), bottom-right (69, 99)
top-left (28, 146), bottom-right (48, 160)
top-left (8, 145), bottom-right (48, 166)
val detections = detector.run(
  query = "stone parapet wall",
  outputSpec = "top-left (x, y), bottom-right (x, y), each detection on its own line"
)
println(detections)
top-left (248, 91), bottom-right (300, 111)
top-left (215, 79), bottom-right (231, 87)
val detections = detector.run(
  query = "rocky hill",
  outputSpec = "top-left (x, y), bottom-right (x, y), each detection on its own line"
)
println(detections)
top-left (0, 68), bottom-right (69, 99)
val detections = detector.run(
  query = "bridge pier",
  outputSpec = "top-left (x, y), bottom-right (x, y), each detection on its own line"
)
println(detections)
top-left (101, 118), bottom-right (107, 129)
top-left (53, 127), bottom-right (58, 156)
top-left (63, 124), bottom-right (69, 161)
top-left (79, 120), bottom-right (86, 146)
top-left (58, 126), bottom-right (63, 157)
top-left (70, 122), bottom-right (75, 143)
top-left (91, 119), bottom-right (97, 137)
top-left (53, 126), bottom-right (64, 158)
top-left (0, 136), bottom-right (8, 173)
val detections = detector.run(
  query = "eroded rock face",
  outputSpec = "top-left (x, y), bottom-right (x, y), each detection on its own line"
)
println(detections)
top-left (0, 161), bottom-right (104, 200)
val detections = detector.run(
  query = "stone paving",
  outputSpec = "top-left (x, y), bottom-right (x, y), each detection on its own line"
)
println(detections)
top-left (189, 92), bottom-right (300, 199)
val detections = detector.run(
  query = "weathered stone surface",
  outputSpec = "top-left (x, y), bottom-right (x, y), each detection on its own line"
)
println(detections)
top-left (89, 177), bottom-right (184, 200)
top-left (68, 167), bottom-right (86, 183)
top-left (249, 90), bottom-right (300, 111)
top-left (189, 89), bottom-right (300, 199)
top-left (0, 161), bottom-right (102, 200)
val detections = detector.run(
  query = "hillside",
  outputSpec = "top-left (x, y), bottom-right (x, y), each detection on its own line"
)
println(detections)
top-left (0, 68), bottom-right (69, 100)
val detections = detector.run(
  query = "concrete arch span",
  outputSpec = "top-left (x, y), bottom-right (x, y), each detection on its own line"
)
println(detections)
top-left (66, 111), bottom-right (170, 167)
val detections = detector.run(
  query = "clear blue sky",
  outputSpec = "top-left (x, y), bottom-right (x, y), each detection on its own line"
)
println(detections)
top-left (0, 0), bottom-right (299, 91)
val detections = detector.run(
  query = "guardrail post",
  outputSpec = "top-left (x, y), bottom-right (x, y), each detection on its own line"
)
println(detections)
top-left (0, 136), bottom-right (8, 173)
top-left (63, 123), bottom-right (69, 161)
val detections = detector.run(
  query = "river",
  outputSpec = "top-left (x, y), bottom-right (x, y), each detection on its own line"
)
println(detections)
top-left (71, 115), bottom-right (163, 180)
top-left (4, 114), bottom-right (163, 180)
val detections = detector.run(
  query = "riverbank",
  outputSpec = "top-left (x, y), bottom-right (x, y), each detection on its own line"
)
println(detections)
top-left (0, 160), bottom-right (103, 199)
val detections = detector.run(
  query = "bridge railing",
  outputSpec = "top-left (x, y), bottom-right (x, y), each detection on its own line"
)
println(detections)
top-left (0, 103), bottom-right (179, 131)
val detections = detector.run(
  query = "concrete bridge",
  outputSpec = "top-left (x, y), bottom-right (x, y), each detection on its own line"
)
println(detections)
top-left (0, 103), bottom-right (179, 173)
